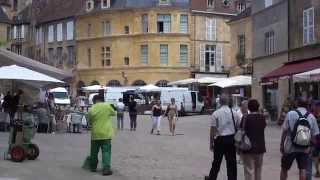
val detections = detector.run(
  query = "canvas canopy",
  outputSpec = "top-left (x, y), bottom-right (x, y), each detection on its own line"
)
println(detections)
top-left (209, 76), bottom-right (252, 88)
top-left (294, 68), bottom-right (320, 81)
top-left (82, 85), bottom-right (107, 92)
top-left (137, 84), bottom-right (161, 92)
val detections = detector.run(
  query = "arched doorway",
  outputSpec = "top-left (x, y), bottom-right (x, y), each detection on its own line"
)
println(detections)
top-left (91, 80), bottom-right (100, 85)
top-left (132, 80), bottom-right (147, 86)
top-left (107, 80), bottom-right (122, 87)
top-left (156, 80), bottom-right (169, 87)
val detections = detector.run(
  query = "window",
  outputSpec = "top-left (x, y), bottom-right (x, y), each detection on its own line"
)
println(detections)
top-left (101, 0), bottom-right (110, 9)
top-left (13, 26), bottom-right (17, 39)
top-left (21, 25), bottom-right (25, 39)
top-left (56, 47), bottom-right (63, 68)
top-left (238, 2), bottom-right (246, 12)
top-left (101, 47), bottom-right (111, 66)
top-left (141, 14), bottom-right (148, 33)
top-left (124, 26), bottom-right (129, 34)
top-left (48, 48), bottom-right (54, 63)
top-left (206, 18), bottom-right (216, 40)
top-left (36, 27), bottom-right (43, 44)
top-left (157, 15), bottom-right (171, 33)
top-left (265, 0), bottom-right (272, 8)
top-left (57, 23), bottom-right (63, 41)
top-left (140, 45), bottom-right (148, 64)
top-left (67, 46), bottom-right (75, 65)
top-left (303, 7), bottom-right (315, 45)
top-left (160, 44), bottom-right (168, 65)
top-left (48, 25), bottom-right (54, 42)
top-left (180, 15), bottom-right (188, 33)
top-left (66, 21), bottom-right (74, 40)
top-left (205, 45), bottom-right (215, 72)
top-left (180, 45), bottom-right (188, 66)
top-left (124, 57), bottom-right (130, 65)
top-left (238, 34), bottom-right (245, 56)
top-left (208, 0), bottom-right (214, 7)
top-left (265, 31), bottom-right (275, 55)
top-left (102, 21), bottom-right (111, 36)
top-left (87, 23), bottom-right (92, 37)
top-left (86, 0), bottom-right (94, 11)
top-left (87, 48), bottom-right (91, 67)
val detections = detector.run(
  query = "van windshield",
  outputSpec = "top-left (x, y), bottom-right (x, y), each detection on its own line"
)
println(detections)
top-left (52, 92), bottom-right (68, 99)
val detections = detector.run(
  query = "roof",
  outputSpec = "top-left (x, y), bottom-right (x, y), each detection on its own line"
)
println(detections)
top-left (261, 57), bottom-right (320, 83)
top-left (79, 0), bottom-right (189, 15)
top-left (34, 0), bottom-right (85, 24)
top-left (0, 7), bottom-right (11, 23)
top-left (0, 48), bottom-right (73, 80)
top-left (229, 7), bottom-right (251, 22)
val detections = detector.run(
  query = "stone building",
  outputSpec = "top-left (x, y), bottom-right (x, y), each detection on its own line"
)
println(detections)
top-left (190, 0), bottom-right (250, 79)
top-left (0, 2), bottom-right (11, 48)
top-left (76, 0), bottom-right (191, 87)
top-left (31, 0), bottom-right (83, 70)
top-left (228, 7), bottom-right (252, 76)
top-left (251, 0), bottom-right (289, 120)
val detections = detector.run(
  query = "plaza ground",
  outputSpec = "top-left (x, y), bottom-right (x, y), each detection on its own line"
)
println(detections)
top-left (0, 114), bottom-right (305, 180)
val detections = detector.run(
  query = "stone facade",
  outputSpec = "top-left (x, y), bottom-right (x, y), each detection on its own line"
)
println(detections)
top-left (252, 0), bottom-right (289, 118)
top-left (76, 2), bottom-right (191, 87)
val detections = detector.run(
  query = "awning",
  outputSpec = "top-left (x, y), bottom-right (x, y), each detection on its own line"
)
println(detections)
top-left (209, 76), bottom-right (251, 88)
top-left (261, 58), bottom-right (320, 83)
top-left (0, 48), bottom-right (73, 80)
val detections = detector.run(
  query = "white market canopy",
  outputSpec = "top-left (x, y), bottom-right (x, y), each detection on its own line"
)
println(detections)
top-left (49, 87), bottom-right (68, 93)
top-left (0, 65), bottom-right (64, 84)
top-left (137, 84), bottom-right (161, 92)
top-left (209, 76), bottom-right (252, 88)
top-left (82, 85), bottom-right (107, 92)
top-left (168, 77), bottom-right (226, 86)
top-left (294, 68), bottom-right (320, 81)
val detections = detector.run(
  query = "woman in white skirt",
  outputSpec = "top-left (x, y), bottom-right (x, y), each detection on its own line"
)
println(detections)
top-left (151, 100), bottom-right (162, 135)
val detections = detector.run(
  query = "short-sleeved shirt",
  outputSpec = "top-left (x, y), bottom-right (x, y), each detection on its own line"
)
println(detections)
top-left (211, 105), bottom-right (241, 137)
top-left (116, 102), bottom-right (125, 113)
top-left (283, 107), bottom-right (320, 153)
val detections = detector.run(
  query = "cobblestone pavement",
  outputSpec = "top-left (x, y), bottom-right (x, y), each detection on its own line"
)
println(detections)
top-left (0, 114), bottom-right (305, 180)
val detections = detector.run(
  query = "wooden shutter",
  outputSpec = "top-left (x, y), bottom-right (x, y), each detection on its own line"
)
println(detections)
top-left (200, 44), bottom-right (205, 72)
top-left (215, 46), bottom-right (223, 72)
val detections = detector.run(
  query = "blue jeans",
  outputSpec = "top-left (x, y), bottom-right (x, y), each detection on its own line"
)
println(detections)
top-left (307, 155), bottom-right (313, 180)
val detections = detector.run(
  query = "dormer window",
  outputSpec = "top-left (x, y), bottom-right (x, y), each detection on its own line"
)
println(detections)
top-left (159, 0), bottom-right (170, 6)
top-left (101, 0), bottom-right (111, 9)
top-left (208, 0), bottom-right (214, 8)
top-left (86, 0), bottom-right (94, 12)
top-left (222, 0), bottom-right (232, 7)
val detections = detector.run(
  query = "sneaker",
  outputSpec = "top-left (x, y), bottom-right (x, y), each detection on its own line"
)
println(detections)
top-left (102, 169), bottom-right (113, 176)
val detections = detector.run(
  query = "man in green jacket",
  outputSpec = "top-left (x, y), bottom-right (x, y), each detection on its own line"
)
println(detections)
top-left (88, 95), bottom-right (116, 176)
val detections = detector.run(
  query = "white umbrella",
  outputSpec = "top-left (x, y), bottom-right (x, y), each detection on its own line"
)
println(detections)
top-left (197, 77), bottom-right (226, 84)
top-left (168, 78), bottom-right (196, 86)
top-left (138, 84), bottom-right (161, 92)
top-left (209, 76), bottom-right (252, 88)
top-left (0, 65), bottom-right (64, 83)
top-left (294, 68), bottom-right (320, 81)
top-left (82, 85), bottom-right (107, 92)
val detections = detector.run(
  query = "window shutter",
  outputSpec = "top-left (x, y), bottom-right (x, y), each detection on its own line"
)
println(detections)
top-left (215, 46), bottom-right (223, 72)
top-left (21, 25), bottom-right (25, 39)
top-left (13, 26), bottom-right (17, 39)
top-left (213, 19), bottom-right (216, 41)
top-left (308, 8), bottom-right (314, 42)
top-left (200, 44), bottom-right (205, 72)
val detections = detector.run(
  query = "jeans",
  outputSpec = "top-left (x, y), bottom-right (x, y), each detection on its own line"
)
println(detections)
top-left (129, 114), bottom-right (137, 130)
top-left (117, 113), bottom-right (124, 130)
top-left (242, 154), bottom-right (264, 180)
top-left (90, 139), bottom-right (112, 171)
top-left (209, 135), bottom-right (237, 180)
top-left (307, 155), bottom-right (313, 180)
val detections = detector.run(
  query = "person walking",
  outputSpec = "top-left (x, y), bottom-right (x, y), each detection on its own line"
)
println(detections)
top-left (280, 97), bottom-right (320, 180)
top-left (88, 95), bottom-right (116, 176)
top-left (151, 100), bottom-right (162, 135)
top-left (166, 98), bottom-right (178, 136)
top-left (205, 95), bottom-right (240, 180)
top-left (240, 99), bottom-right (266, 180)
top-left (311, 101), bottom-right (320, 177)
top-left (2, 91), bottom-right (12, 113)
top-left (128, 96), bottom-right (137, 131)
top-left (116, 98), bottom-right (125, 130)
top-left (10, 90), bottom-right (23, 120)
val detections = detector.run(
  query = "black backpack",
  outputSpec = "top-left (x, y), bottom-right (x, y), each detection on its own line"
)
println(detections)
top-left (290, 110), bottom-right (312, 148)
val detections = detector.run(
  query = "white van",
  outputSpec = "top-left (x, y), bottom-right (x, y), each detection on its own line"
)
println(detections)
top-left (49, 87), bottom-right (71, 105)
top-left (160, 87), bottom-right (204, 115)
top-left (104, 87), bottom-right (137, 105)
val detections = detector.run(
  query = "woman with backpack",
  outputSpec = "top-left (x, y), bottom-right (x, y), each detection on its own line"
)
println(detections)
top-left (240, 99), bottom-right (266, 180)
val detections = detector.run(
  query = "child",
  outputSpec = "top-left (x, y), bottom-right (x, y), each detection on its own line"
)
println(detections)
top-left (116, 98), bottom-right (125, 130)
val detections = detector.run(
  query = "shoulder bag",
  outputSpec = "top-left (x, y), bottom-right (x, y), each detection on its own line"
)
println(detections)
top-left (234, 112), bottom-right (252, 151)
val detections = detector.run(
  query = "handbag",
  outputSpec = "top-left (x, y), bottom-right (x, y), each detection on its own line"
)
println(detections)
top-left (234, 113), bottom-right (252, 151)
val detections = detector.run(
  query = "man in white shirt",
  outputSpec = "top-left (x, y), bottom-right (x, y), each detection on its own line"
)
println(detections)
top-left (116, 98), bottom-right (125, 130)
top-left (280, 97), bottom-right (320, 180)
top-left (206, 95), bottom-right (240, 180)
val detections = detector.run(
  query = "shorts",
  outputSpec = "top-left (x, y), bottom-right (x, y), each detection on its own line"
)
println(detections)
top-left (281, 152), bottom-right (308, 170)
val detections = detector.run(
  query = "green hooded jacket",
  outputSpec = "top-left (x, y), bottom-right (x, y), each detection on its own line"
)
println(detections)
top-left (88, 103), bottom-right (116, 140)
